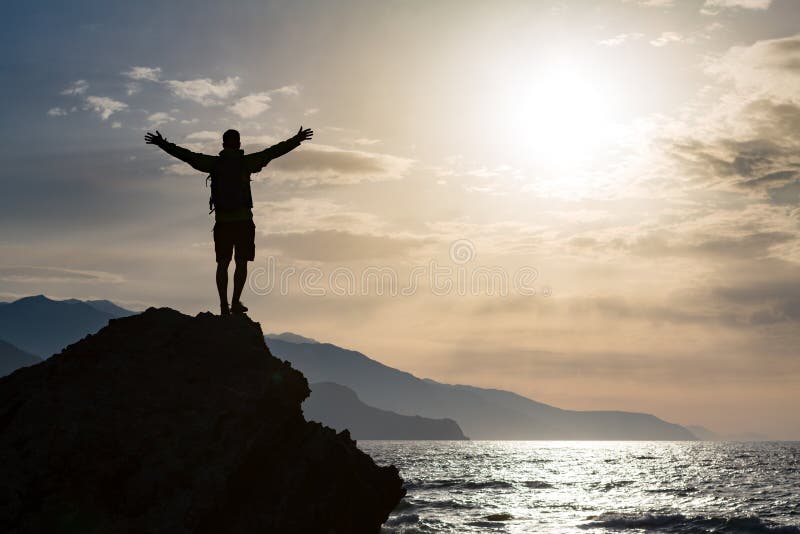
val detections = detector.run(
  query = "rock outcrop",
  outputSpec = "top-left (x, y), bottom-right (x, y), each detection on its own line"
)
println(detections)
top-left (0, 308), bottom-right (404, 533)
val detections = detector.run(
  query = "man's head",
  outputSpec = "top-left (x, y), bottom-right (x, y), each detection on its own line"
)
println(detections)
top-left (222, 129), bottom-right (241, 149)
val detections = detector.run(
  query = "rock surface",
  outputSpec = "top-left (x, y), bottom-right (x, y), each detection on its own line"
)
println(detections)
top-left (0, 308), bottom-right (404, 533)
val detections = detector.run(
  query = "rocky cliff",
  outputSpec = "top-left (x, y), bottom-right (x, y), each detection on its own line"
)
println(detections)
top-left (0, 308), bottom-right (404, 533)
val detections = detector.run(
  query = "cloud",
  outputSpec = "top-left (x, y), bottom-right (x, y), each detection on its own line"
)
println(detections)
top-left (562, 295), bottom-right (721, 325)
top-left (711, 270), bottom-right (800, 325)
top-left (125, 82), bottom-right (141, 96)
top-left (630, 228), bottom-right (794, 259)
top-left (122, 66), bottom-right (162, 81)
top-left (161, 163), bottom-right (198, 176)
top-left (659, 35), bottom-right (800, 196)
top-left (706, 33), bottom-right (800, 100)
top-left (271, 85), bottom-right (300, 96)
top-left (47, 107), bottom-right (67, 117)
top-left (186, 130), bottom-right (220, 141)
top-left (560, 199), bottom-right (799, 271)
top-left (61, 79), bottom-right (88, 95)
top-left (265, 143), bottom-right (414, 185)
top-left (84, 95), bottom-right (127, 120)
top-left (147, 111), bottom-right (175, 127)
top-left (164, 76), bottom-right (240, 106)
top-left (650, 32), bottom-right (684, 47)
top-left (254, 198), bottom-right (389, 235)
top-left (598, 33), bottom-right (644, 47)
top-left (229, 85), bottom-right (301, 118)
top-left (0, 266), bottom-right (123, 284)
top-left (701, 0), bottom-right (772, 15)
top-left (112, 121), bottom-right (122, 128)
top-left (352, 138), bottom-right (381, 146)
top-left (230, 92), bottom-right (272, 118)
top-left (665, 114), bottom-right (800, 195)
top-left (250, 198), bottom-right (428, 261)
top-left (262, 230), bottom-right (427, 262)
top-left (119, 66), bottom-right (293, 113)
top-left (623, 0), bottom-right (674, 6)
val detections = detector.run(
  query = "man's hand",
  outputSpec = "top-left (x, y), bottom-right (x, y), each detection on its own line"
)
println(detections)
top-left (144, 130), bottom-right (166, 147)
top-left (293, 126), bottom-right (313, 143)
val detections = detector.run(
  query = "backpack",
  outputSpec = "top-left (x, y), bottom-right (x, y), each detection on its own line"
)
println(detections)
top-left (207, 154), bottom-right (251, 213)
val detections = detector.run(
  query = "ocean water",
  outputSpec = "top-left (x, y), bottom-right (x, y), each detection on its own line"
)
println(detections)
top-left (360, 441), bottom-right (800, 533)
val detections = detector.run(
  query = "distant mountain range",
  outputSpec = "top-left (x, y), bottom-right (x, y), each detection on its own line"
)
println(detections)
top-left (267, 338), bottom-right (696, 440)
top-left (265, 332), bottom-right (320, 344)
top-left (686, 424), bottom-right (770, 442)
top-left (0, 295), bottom-right (135, 358)
top-left (305, 382), bottom-right (467, 440)
top-left (0, 340), bottom-right (41, 378)
top-left (0, 297), bottom-right (464, 439)
top-left (0, 296), bottom-right (699, 440)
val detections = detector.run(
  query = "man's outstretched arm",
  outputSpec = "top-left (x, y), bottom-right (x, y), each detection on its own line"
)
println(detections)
top-left (247, 126), bottom-right (313, 173)
top-left (144, 130), bottom-right (215, 173)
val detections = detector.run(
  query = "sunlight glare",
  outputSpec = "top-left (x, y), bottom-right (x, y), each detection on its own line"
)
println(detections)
top-left (496, 57), bottom-right (622, 188)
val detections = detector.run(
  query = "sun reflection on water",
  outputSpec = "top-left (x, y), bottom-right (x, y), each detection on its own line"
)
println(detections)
top-left (362, 440), bottom-right (800, 533)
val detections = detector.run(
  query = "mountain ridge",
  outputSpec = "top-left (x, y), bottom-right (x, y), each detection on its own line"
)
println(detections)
top-left (265, 331), bottom-right (320, 344)
top-left (305, 381), bottom-right (468, 440)
top-left (267, 338), bottom-right (696, 440)
top-left (0, 295), bottom-right (136, 357)
top-left (0, 340), bottom-right (41, 378)
top-left (0, 295), bottom-right (696, 440)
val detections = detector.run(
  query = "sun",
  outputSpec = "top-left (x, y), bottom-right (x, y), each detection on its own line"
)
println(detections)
top-left (494, 57), bottom-right (623, 187)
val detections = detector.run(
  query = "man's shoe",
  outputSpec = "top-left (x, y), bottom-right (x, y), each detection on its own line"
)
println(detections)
top-left (220, 302), bottom-right (230, 316)
top-left (231, 301), bottom-right (248, 314)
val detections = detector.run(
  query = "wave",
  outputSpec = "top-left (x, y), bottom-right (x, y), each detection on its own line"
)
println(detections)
top-left (524, 480), bottom-right (555, 489)
top-left (467, 512), bottom-right (514, 531)
top-left (404, 478), bottom-right (460, 490)
top-left (407, 478), bottom-right (554, 492)
top-left (581, 512), bottom-right (800, 533)
top-left (405, 478), bottom-right (513, 491)
top-left (645, 486), bottom-right (697, 496)
top-left (385, 513), bottom-right (420, 526)
top-left (393, 499), bottom-right (416, 511)
top-left (461, 480), bottom-right (514, 490)
top-left (409, 498), bottom-right (475, 510)
top-left (484, 512), bottom-right (514, 521)
top-left (600, 480), bottom-right (635, 490)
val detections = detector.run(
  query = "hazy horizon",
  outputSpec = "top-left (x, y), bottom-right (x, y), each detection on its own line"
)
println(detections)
top-left (2, 0), bottom-right (799, 439)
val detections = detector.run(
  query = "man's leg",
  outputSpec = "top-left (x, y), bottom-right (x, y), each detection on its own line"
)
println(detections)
top-left (230, 220), bottom-right (254, 314)
top-left (213, 221), bottom-right (235, 316)
top-left (231, 258), bottom-right (247, 308)
top-left (216, 260), bottom-right (230, 314)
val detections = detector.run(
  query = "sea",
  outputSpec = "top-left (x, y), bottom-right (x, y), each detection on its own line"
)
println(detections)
top-left (360, 441), bottom-right (800, 533)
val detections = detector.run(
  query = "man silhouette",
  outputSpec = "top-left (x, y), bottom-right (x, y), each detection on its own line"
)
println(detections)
top-left (145, 127), bottom-right (313, 315)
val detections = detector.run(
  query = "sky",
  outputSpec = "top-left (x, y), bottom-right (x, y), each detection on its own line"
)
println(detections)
top-left (1, 0), bottom-right (799, 438)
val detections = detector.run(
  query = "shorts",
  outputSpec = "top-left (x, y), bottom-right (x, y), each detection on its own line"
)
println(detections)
top-left (213, 220), bottom-right (256, 262)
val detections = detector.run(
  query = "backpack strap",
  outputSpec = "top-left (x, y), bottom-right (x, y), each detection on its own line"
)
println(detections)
top-left (205, 174), bottom-right (215, 214)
